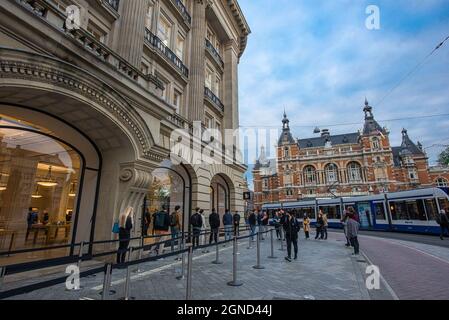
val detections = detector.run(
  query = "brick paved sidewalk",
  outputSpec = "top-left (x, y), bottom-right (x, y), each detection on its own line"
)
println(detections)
top-left (4, 230), bottom-right (373, 300)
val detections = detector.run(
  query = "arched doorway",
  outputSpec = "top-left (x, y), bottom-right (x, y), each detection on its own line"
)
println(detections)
top-left (0, 111), bottom-right (100, 264)
top-left (210, 174), bottom-right (231, 219)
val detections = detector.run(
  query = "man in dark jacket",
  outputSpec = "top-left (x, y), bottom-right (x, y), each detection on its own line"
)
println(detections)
top-left (209, 208), bottom-right (220, 244)
top-left (153, 205), bottom-right (170, 254)
top-left (437, 209), bottom-right (449, 240)
top-left (248, 210), bottom-right (257, 241)
top-left (190, 207), bottom-right (203, 247)
top-left (283, 211), bottom-right (300, 262)
top-left (233, 211), bottom-right (241, 236)
top-left (223, 209), bottom-right (233, 241)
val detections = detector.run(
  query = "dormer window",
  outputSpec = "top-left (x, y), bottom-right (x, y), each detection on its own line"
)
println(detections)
top-left (372, 137), bottom-right (380, 150)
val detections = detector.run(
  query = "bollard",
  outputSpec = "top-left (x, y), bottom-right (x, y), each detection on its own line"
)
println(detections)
top-left (0, 266), bottom-right (5, 290)
top-left (185, 245), bottom-right (193, 300)
top-left (101, 263), bottom-right (112, 300)
top-left (133, 237), bottom-right (144, 273)
top-left (253, 232), bottom-right (265, 269)
top-left (119, 247), bottom-right (135, 300)
top-left (268, 228), bottom-right (277, 259)
top-left (211, 240), bottom-right (222, 265)
top-left (279, 228), bottom-right (285, 251)
top-left (227, 236), bottom-right (243, 287)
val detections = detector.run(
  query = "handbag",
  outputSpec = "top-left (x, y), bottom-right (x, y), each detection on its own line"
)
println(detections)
top-left (112, 221), bottom-right (120, 234)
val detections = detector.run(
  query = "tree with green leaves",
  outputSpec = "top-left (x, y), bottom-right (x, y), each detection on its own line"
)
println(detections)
top-left (438, 147), bottom-right (449, 166)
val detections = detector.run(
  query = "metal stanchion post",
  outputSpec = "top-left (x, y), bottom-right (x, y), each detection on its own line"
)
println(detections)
top-left (186, 245), bottom-right (193, 300)
top-left (227, 236), bottom-right (243, 287)
top-left (247, 227), bottom-right (252, 249)
top-left (133, 236), bottom-right (144, 273)
top-left (253, 232), bottom-right (265, 269)
top-left (279, 228), bottom-right (285, 251)
top-left (0, 266), bottom-right (5, 291)
top-left (119, 247), bottom-right (135, 300)
top-left (268, 228), bottom-right (277, 259)
top-left (211, 240), bottom-right (222, 265)
top-left (101, 264), bottom-right (112, 300)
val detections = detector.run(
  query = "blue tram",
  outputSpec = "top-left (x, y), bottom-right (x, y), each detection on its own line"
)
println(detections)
top-left (262, 187), bottom-right (449, 235)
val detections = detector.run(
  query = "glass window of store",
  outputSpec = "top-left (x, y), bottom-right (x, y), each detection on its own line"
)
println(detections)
top-left (0, 116), bottom-right (81, 253)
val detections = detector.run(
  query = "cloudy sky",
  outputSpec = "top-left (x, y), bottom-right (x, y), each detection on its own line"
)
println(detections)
top-left (237, 0), bottom-right (449, 189)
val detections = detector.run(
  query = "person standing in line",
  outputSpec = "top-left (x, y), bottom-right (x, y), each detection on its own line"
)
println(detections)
top-left (223, 209), bottom-right (233, 242)
top-left (153, 205), bottom-right (170, 254)
top-left (282, 210), bottom-right (300, 262)
top-left (143, 207), bottom-right (152, 237)
top-left (260, 210), bottom-right (269, 240)
top-left (117, 206), bottom-right (134, 266)
top-left (322, 211), bottom-right (328, 240)
top-left (315, 211), bottom-right (324, 240)
top-left (248, 210), bottom-right (257, 241)
top-left (209, 208), bottom-right (220, 244)
top-left (341, 210), bottom-right (351, 247)
top-left (233, 211), bottom-right (241, 236)
top-left (26, 207), bottom-right (37, 241)
top-left (256, 210), bottom-right (263, 238)
top-left (199, 209), bottom-right (208, 251)
top-left (244, 210), bottom-right (249, 226)
top-left (190, 207), bottom-right (203, 248)
top-left (303, 214), bottom-right (310, 239)
top-left (437, 209), bottom-right (449, 240)
top-left (347, 211), bottom-right (360, 255)
top-left (169, 205), bottom-right (182, 251)
top-left (273, 211), bottom-right (281, 240)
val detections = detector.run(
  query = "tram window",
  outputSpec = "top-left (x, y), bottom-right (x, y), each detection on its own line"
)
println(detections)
top-left (391, 201), bottom-right (427, 221)
top-left (438, 198), bottom-right (449, 213)
top-left (374, 203), bottom-right (386, 220)
top-left (425, 199), bottom-right (438, 221)
top-left (299, 207), bottom-right (315, 219)
top-left (319, 206), bottom-right (341, 220)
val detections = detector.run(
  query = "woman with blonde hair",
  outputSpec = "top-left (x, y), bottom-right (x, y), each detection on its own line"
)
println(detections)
top-left (117, 206), bottom-right (134, 265)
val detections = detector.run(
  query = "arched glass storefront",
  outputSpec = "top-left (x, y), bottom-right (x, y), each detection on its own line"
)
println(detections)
top-left (0, 115), bottom-right (82, 257)
top-left (144, 161), bottom-right (191, 234)
top-left (210, 174), bottom-right (230, 218)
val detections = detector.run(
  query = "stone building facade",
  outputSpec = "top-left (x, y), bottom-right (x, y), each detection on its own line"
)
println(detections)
top-left (253, 100), bottom-right (449, 208)
top-left (0, 0), bottom-right (250, 260)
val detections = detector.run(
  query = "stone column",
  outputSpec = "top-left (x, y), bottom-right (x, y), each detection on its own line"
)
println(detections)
top-left (223, 40), bottom-right (239, 130)
top-left (187, 0), bottom-right (207, 122)
top-left (116, 0), bottom-right (147, 68)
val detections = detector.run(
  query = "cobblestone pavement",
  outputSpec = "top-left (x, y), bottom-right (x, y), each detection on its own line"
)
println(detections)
top-left (5, 230), bottom-right (372, 300)
top-left (358, 234), bottom-right (449, 300)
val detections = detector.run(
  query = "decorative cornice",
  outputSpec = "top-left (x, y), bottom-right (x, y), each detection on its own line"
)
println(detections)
top-left (227, 0), bottom-right (251, 58)
top-left (0, 52), bottom-right (165, 162)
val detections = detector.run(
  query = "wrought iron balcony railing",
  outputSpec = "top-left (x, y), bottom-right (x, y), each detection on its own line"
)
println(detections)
top-left (205, 39), bottom-right (224, 68)
top-left (105, 0), bottom-right (120, 11)
top-left (144, 28), bottom-right (189, 78)
top-left (204, 86), bottom-right (224, 112)
top-left (170, 0), bottom-right (191, 24)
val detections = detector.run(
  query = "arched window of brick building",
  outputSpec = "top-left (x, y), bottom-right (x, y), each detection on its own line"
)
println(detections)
top-left (325, 163), bottom-right (339, 184)
top-left (347, 162), bottom-right (362, 182)
top-left (436, 177), bottom-right (448, 187)
top-left (304, 166), bottom-right (317, 185)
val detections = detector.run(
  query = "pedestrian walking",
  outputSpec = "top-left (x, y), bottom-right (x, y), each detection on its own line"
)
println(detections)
top-left (436, 209), bottom-right (449, 240)
top-left (282, 210), bottom-right (300, 262)
top-left (223, 209), bottom-right (233, 241)
top-left (347, 211), bottom-right (360, 255)
top-left (315, 211), bottom-right (324, 240)
top-left (303, 214), bottom-right (310, 239)
top-left (153, 205), bottom-right (170, 254)
top-left (200, 209), bottom-right (207, 247)
top-left (209, 208), bottom-right (220, 244)
top-left (117, 206), bottom-right (134, 265)
top-left (322, 212), bottom-right (328, 240)
top-left (341, 210), bottom-right (351, 247)
top-left (169, 205), bottom-right (182, 251)
top-left (233, 211), bottom-right (241, 236)
top-left (190, 208), bottom-right (203, 247)
top-left (248, 210), bottom-right (257, 241)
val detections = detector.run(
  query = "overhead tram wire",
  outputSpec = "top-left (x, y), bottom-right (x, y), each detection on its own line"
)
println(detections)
top-left (375, 34), bottom-right (449, 108)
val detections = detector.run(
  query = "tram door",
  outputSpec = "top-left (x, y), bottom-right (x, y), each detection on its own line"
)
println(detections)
top-left (357, 202), bottom-right (373, 229)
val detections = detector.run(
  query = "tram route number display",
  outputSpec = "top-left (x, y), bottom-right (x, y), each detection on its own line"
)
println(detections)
top-left (177, 304), bottom-right (272, 318)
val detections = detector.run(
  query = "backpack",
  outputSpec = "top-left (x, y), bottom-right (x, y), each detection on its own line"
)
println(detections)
top-left (190, 213), bottom-right (202, 228)
top-left (170, 212), bottom-right (178, 227)
top-left (154, 211), bottom-right (167, 229)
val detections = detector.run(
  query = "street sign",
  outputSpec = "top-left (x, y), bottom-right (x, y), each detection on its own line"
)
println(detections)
top-left (243, 192), bottom-right (251, 200)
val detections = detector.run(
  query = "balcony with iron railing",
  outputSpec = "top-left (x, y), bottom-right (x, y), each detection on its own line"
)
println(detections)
top-left (144, 28), bottom-right (189, 78)
top-left (170, 0), bottom-right (191, 25)
top-left (204, 86), bottom-right (224, 112)
top-left (105, 0), bottom-right (120, 11)
top-left (205, 39), bottom-right (224, 69)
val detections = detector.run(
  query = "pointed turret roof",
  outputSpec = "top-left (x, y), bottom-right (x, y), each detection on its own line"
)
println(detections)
top-left (278, 111), bottom-right (295, 145)
top-left (362, 99), bottom-right (385, 135)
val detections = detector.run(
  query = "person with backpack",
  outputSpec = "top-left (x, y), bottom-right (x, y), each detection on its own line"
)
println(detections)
top-left (153, 205), bottom-right (170, 254)
top-left (437, 209), bottom-right (449, 240)
top-left (169, 205), bottom-right (182, 251)
top-left (233, 211), bottom-right (241, 236)
top-left (223, 209), bottom-right (233, 241)
top-left (117, 206), bottom-right (134, 266)
top-left (209, 208), bottom-right (220, 244)
top-left (248, 210), bottom-right (257, 241)
top-left (190, 207), bottom-right (203, 247)
top-left (283, 210), bottom-right (300, 262)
